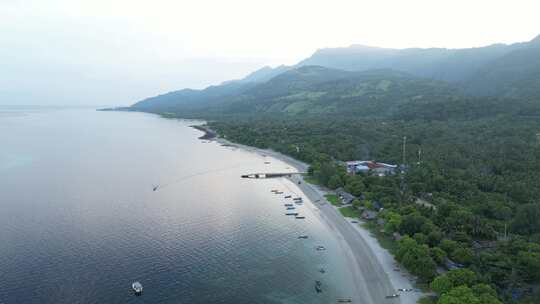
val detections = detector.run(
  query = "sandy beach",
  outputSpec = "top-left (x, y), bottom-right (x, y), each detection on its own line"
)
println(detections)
top-left (200, 128), bottom-right (425, 304)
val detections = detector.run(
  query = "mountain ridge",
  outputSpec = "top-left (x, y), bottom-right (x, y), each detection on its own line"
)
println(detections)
top-left (129, 34), bottom-right (540, 115)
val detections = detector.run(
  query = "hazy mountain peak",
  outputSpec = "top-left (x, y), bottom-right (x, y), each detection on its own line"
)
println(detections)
top-left (239, 65), bottom-right (291, 83)
top-left (347, 44), bottom-right (389, 50)
top-left (130, 33), bottom-right (540, 113)
top-left (530, 34), bottom-right (540, 45)
top-left (294, 65), bottom-right (336, 73)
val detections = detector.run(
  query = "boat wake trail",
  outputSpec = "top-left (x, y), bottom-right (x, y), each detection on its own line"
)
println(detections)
top-left (154, 160), bottom-right (260, 191)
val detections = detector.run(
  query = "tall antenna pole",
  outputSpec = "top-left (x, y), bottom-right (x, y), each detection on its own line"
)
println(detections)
top-left (399, 136), bottom-right (407, 204)
top-left (402, 136), bottom-right (407, 166)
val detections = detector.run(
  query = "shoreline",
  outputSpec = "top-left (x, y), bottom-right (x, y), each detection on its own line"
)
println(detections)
top-left (190, 125), bottom-right (217, 140)
top-left (195, 124), bottom-right (424, 304)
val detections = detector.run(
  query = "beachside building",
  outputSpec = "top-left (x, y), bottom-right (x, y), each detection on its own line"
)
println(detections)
top-left (472, 240), bottom-right (498, 252)
top-left (336, 188), bottom-right (356, 205)
top-left (444, 258), bottom-right (465, 270)
top-left (373, 201), bottom-right (384, 212)
top-left (346, 160), bottom-right (397, 176)
top-left (362, 210), bottom-right (378, 220)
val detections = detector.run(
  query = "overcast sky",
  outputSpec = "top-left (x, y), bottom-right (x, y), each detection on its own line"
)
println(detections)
top-left (1, 0), bottom-right (539, 106)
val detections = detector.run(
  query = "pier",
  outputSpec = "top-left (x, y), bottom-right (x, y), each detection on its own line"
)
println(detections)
top-left (241, 172), bottom-right (306, 179)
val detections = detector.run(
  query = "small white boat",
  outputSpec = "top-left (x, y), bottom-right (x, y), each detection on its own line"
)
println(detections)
top-left (132, 281), bottom-right (143, 294)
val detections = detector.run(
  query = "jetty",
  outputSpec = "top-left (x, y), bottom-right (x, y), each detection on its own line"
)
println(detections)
top-left (241, 172), bottom-right (305, 179)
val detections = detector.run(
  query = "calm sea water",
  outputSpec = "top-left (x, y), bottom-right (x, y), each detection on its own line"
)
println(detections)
top-left (0, 107), bottom-right (354, 304)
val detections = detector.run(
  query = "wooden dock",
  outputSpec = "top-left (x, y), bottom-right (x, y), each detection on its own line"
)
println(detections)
top-left (241, 172), bottom-right (305, 179)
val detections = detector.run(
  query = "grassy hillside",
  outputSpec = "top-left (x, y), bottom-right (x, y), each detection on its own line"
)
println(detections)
top-left (298, 43), bottom-right (523, 83)
top-left (220, 66), bottom-right (457, 116)
top-left (298, 35), bottom-right (540, 97)
top-left (131, 80), bottom-right (258, 113)
top-left (465, 37), bottom-right (540, 98)
top-left (131, 66), bottom-right (458, 117)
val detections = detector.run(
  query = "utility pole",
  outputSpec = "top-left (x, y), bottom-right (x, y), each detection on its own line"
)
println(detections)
top-left (402, 136), bottom-right (407, 166)
top-left (417, 147), bottom-right (422, 165)
top-left (399, 136), bottom-right (407, 205)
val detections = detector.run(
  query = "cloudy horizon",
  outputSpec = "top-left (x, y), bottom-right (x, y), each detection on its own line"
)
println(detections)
top-left (1, 0), bottom-right (539, 106)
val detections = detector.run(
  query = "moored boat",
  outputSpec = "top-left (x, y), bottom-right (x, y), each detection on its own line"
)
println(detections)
top-left (315, 280), bottom-right (322, 293)
top-left (132, 281), bottom-right (143, 295)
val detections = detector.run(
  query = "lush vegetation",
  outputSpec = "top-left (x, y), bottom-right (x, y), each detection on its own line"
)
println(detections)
top-left (339, 206), bottom-right (357, 218)
top-left (324, 194), bottom-right (340, 206)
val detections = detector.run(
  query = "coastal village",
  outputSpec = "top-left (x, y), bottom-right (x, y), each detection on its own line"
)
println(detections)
top-left (332, 160), bottom-right (469, 273)
top-left (205, 125), bottom-right (525, 304)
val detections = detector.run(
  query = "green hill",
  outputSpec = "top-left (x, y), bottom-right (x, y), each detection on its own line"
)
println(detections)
top-left (465, 35), bottom-right (540, 98)
top-left (129, 34), bottom-right (540, 116)
top-left (298, 36), bottom-right (540, 97)
top-left (221, 66), bottom-right (457, 116)
top-left (131, 80), bottom-right (258, 113)
top-left (131, 66), bottom-right (457, 117)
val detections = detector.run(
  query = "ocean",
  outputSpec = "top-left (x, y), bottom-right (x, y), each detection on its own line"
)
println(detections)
top-left (0, 106), bottom-right (354, 304)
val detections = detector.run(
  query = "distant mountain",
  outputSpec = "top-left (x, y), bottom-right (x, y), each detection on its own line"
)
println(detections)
top-left (464, 35), bottom-right (540, 98)
top-left (131, 81), bottom-right (257, 113)
top-left (298, 35), bottom-right (540, 97)
top-left (219, 66), bottom-right (457, 116)
top-left (133, 65), bottom-right (455, 117)
top-left (299, 42), bottom-right (523, 83)
top-left (129, 34), bottom-right (540, 115)
top-left (239, 65), bottom-right (291, 83)
top-left (132, 65), bottom-right (290, 113)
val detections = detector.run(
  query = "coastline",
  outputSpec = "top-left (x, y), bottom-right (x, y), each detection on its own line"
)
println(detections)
top-left (191, 125), bottom-right (217, 140)
top-left (195, 124), bottom-right (424, 304)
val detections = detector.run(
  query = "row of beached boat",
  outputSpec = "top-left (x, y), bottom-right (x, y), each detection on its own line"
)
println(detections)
top-left (272, 189), bottom-right (305, 219)
top-left (272, 188), bottom-right (328, 295)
